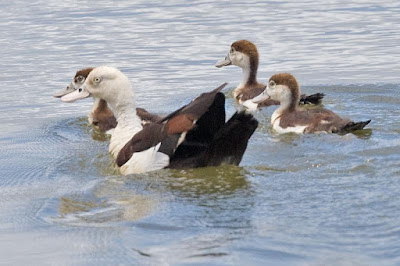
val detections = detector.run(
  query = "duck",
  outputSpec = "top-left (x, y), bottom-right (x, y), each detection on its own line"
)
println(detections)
top-left (60, 66), bottom-right (258, 175)
top-left (215, 40), bottom-right (324, 110)
top-left (53, 68), bottom-right (160, 132)
top-left (251, 73), bottom-right (370, 134)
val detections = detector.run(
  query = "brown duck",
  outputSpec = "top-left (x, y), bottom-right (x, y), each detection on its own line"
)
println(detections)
top-left (252, 73), bottom-right (370, 134)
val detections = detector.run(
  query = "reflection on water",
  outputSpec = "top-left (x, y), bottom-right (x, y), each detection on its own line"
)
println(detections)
top-left (168, 165), bottom-right (250, 198)
top-left (54, 192), bottom-right (157, 225)
top-left (1, 0), bottom-right (400, 265)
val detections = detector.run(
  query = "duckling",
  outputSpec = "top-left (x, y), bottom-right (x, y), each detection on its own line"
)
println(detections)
top-left (252, 73), bottom-right (370, 134)
top-left (54, 68), bottom-right (160, 132)
top-left (61, 66), bottom-right (258, 174)
top-left (216, 40), bottom-right (324, 109)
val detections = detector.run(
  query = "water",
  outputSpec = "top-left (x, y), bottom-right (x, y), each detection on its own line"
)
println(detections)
top-left (1, 0), bottom-right (399, 265)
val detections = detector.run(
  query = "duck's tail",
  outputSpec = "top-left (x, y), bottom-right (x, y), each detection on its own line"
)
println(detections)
top-left (203, 111), bottom-right (258, 166)
top-left (299, 93), bottom-right (325, 105)
top-left (336, 120), bottom-right (371, 134)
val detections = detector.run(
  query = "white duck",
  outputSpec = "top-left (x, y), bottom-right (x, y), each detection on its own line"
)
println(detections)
top-left (54, 67), bottom-right (160, 132)
top-left (61, 66), bottom-right (258, 175)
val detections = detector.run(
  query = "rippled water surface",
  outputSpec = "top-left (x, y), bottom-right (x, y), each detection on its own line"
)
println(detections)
top-left (1, 0), bottom-right (399, 265)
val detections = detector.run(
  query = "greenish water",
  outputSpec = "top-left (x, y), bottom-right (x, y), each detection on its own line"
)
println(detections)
top-left (1, 1), bottom-right (400, 265)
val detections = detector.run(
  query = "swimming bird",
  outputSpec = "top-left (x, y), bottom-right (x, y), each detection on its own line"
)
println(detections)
top-left (53, 68), bottom-right (160, 132)
top-left (61, 66), bottom-right (258, 175)
top-left (252, 73), bottom-right (370, 134)
top-left (215, 40), bottom-right (324, 109)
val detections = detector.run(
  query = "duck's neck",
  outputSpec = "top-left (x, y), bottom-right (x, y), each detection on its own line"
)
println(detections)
top-left (276, 98), bottom-right (298, 115)
top-left (239, 59), bottom-right (258, 88)
top-left (88, 97), bottom-right (102, 124)
top-left (107, 96), bottom-right (142, 158)
top-left (91, 97), bottom-right (104, 112)
top-left (113, 101), bottom-right (141, 129)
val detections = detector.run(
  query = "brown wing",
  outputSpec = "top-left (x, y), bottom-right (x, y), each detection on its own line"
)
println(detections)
top-left (116, 83), bottom-right (228, 167)
top-left (279, 108), bottom-right (350, 133)
top-left (136, 107), bottom-right (163, 123)
top-left (159, 82), bottom-right (228, 123)
top-left (116, 123), bottom-right (166, 167)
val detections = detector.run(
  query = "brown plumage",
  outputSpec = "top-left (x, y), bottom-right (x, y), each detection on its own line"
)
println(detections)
top-left (116, 83), bottom-right (229, 167)
top-left (278, 108), bottom-right (350, 133)
top-left (219, 40), bottom-right (324, 106)
top-left (166, 114), bottom-right (196, 134)
top-left (235, 82), bottom-right (280, 106)
top-left (67, 68), bottom-right (161, 131)
top-left (74, 67), bottom-right (94, 82)
top-left (116, 82), bottom-right (258, 169)
top-left (269, 73), bottom-right (370, 134)
top-left (136, 108), bottom-right (163, 124)
top-left (91, 99), bottom-right (117, 132)
top-left (269, 73), bottom-right (300, 112)
top-left (232, 40), bottom-right (259, 86)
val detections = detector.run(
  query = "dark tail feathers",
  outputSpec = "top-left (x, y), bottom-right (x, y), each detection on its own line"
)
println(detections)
top-left (299, 93), bottom-right (325, 105)
top-left (336, 120), bottom-right (371, 134)
top-left (203, 111), bottom-right (258, 167)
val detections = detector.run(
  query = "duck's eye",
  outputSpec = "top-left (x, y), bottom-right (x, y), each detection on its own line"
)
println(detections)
top-left (230, 47), bottom-right (235, 53)
top-left (93, 77), bottom-right (102, 83)
top-left (269, 80), bottom-right (276, 89)
top-left (78, 88), bottom-right (82, 92)
top-left (77, 76), bottom-right (85, 83)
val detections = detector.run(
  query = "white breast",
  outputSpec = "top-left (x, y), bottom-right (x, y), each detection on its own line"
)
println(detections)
top-left (110, 122), bottom-right (169, 175)
top-left (271, 110), bottom-right (307, 134)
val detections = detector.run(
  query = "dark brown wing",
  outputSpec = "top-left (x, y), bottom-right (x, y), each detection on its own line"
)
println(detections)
top-left (116, 83), bottom-right (228, 167)
top-left (159, 82), bottom-right (228, 123)
top-left (136, 107), bottom-right (163, 123)
top-left (116, 123), bottom-right (167, 167)
top-left (279, 108), bottom-right (350, 133)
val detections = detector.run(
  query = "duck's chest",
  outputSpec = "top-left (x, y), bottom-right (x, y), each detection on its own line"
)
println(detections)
top-left (109, 124), bottom-right (142, 158)
top-left (271, 111), bottom-right (307, 134)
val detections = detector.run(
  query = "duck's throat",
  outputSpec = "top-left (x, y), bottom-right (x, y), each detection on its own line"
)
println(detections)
top-left (240, 64), bottom-right (257, 87)
top-left (114, 103), bottom-right (141, 128)
top-left (278, 99), bottom-right (298, 113)
top-left (109, 101), bottom-right (142, 158)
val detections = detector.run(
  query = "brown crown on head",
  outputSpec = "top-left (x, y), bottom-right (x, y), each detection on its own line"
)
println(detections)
top-left (74, 67), bottom-right (94, 79)
top-left (231, 40), bottom-right (259, 59)
top-left (269, 73), bottom-right (300, 110)
top-left (231, 40), bottom-right (259, 84)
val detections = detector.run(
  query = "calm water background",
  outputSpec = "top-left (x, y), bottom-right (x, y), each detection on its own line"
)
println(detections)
top-left (1, 0), bottom-right (399, 265)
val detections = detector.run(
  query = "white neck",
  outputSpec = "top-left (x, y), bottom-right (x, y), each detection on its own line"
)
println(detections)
top-left (238, 65), bottom-right (251, 88)
top-left (91, 97), bottom-right (101, 111)
top-left (278, 99), bottom-right (292, 112)
top-left (107, 94), bottom-right (142, 158)
top-left (114, 102), bottom-right (141, 127)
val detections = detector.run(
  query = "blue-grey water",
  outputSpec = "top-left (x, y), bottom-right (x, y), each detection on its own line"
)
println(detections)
top-left (1, 1), bottom-right (400, 265)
